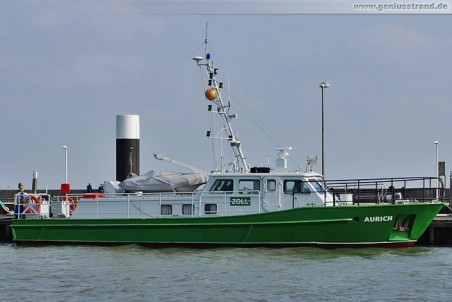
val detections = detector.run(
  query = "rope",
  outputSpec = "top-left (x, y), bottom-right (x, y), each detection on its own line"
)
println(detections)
top-left (0, 200), bottom-right (13, 215)
top-left (229, 95), bottom-right (303, 171)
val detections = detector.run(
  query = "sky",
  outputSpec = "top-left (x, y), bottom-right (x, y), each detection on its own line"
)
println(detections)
top-left (1, 1), bottom-right (452, 190)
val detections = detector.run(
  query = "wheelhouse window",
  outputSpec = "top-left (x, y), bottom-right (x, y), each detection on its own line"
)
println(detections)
top-left (283, 180), bottom-right (311, 194)
top-left (182, 204), bottom-right (194, 215)
top-left (161, 204), bottom-right (173, 215)
top-left (238, 179), bottom-right (260, 194)
top-left (210, 179), bottom-right (234, 192)
top-left (204, 204), bottom-right (218, 215)
top-left (267, 179), bottom-right (276, 191)
top-left (309, 179), bottom-right (326, 193)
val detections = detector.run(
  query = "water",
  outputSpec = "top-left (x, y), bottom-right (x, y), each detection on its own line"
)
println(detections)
top-left (1, 244), bottom-right (452, 302)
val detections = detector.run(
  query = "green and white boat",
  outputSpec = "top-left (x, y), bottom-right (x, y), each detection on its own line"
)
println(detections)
top-left (10, 174), bottom-right (444, 247)
top-left (10, 41), bottom-right (444, 247)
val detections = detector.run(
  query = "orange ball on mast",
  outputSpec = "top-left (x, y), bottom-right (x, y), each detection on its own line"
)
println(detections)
top-left (205, 87), bottom-right (218, 101)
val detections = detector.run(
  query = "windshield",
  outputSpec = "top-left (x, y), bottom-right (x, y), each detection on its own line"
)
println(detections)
top-left (309, 179), bottom-right (326, 193)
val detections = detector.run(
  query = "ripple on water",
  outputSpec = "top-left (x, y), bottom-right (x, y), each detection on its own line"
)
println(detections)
top-left (1, 245), bottom-right (452, 301)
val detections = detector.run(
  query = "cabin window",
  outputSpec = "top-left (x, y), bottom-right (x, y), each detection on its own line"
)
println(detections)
top-left (204, 204), bottom-right (217, 215)
top-left (182, 204), bottom-right (194, 215)
top-left (161, 204), bottom-right (173, 215)
top-left (309, 180), bottom-right (326, 193)
top-left (210, 179), bottom-right (234, 192)
top-left (238, 179), bottom-right (260, 193)
top-left (283, 180), bottom-right (311, 194)
top-left (267, 179), bottom-right (276, 191)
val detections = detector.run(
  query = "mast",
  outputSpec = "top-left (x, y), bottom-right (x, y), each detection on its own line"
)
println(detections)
top-left (192, 33), bottom-right (250, 173)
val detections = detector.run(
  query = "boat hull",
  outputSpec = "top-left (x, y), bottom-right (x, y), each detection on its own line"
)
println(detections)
top-left (11, 203), bottom-right (443, 247)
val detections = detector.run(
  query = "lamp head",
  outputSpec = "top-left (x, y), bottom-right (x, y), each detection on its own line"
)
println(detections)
top-left (319, 81), bottom-right (330, 89)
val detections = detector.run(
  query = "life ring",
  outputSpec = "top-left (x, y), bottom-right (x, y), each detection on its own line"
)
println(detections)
top-left (23, 195), bottom-right (40, 213)
top-left (63, 197), bottom-right (78, 212)
top-left (72, 197), bottom-right (79, 212)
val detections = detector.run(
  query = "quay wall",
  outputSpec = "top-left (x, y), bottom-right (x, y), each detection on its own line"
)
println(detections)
top-left (417, 216), bottom-right (452, 245)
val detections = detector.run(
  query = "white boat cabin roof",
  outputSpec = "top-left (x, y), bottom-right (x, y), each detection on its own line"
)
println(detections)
top-left (203, 170), bottom-right (326, 194)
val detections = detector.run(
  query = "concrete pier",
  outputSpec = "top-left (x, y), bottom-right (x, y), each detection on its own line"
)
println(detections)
top-left (417, 215), bottom-right (452, 245)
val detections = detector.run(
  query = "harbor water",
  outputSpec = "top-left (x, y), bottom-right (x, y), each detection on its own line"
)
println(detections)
top-left (1, 244), bottom-right (452, 301)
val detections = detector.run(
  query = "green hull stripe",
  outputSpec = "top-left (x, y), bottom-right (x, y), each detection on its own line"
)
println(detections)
top-left (12, 218), bottom-right (354, 229)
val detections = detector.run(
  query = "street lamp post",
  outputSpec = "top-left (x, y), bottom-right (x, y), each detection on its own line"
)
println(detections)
top-left (434, 141), bottom-right (439, 199)
top-left (319, 81), bottom-right (330, 178)
top-left (62, 145), bottom-right (68, 184)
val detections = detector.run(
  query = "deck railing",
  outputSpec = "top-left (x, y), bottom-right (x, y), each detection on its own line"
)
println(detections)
top-left (13, 190), bottom-right (263, 219)
top-left (324, 176), bottom-right (444, 205)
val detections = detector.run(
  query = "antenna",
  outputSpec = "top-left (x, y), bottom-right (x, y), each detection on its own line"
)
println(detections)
top-left (204, 23), bottom-right (208, 56)
top-left (228, 74), bottom-right (231, 103)
top-left (191, 28), bottom-right (250, 173)
top-left (306, 155), bottom-right (318, 172)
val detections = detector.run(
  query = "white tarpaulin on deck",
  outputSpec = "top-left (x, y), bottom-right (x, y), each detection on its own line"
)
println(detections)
top-left (119, 170), bottom-right (208, 192)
